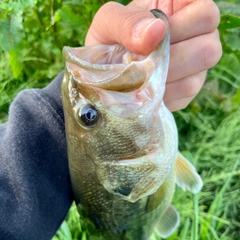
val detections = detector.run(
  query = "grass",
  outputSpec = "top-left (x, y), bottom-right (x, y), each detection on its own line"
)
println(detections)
top-left (1, 0), bottom-right (240, 239)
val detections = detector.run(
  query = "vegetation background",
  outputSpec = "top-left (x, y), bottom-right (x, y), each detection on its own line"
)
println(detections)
top-left (0, 0), bottom-right (240, 239)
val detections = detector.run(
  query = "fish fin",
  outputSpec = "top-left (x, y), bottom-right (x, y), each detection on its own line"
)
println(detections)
top-left (155, 205), bottom-right (180, 238)
top-left (97, 152), bottom-right (172, 203)
top-left (175, 152), bottom-right (203, 194)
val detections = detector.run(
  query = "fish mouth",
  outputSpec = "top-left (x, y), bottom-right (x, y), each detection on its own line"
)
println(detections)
top-left (63, 44), bottom-right (156, 92)
top-left (63, 25), bottom-right (170, 113)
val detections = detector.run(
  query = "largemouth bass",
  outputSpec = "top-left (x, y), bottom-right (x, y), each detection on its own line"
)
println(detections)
top-left (62, 9), bottom-right (203, 240)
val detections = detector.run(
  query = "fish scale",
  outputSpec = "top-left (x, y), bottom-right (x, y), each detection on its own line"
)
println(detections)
top-left (86, 115), bottom-right (152, 159)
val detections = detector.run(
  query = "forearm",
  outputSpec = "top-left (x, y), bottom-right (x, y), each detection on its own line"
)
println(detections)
top-left (0, 73), bottom-right (73, 240)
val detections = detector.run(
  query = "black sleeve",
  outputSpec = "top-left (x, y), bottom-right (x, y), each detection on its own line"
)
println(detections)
top-left (0, 73), bottom-right (73, 240)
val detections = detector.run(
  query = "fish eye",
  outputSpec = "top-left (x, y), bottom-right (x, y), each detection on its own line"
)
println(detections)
top-left (78, 104), bottom-right (100, 127)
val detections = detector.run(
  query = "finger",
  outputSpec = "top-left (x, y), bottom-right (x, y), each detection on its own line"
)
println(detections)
top-left (167, 30), bottom-right (222, 83)
top-left (129, 0), bottom-right (173, 16)
top-left (164, 71), bottom-right (207, 112)
top-left (165, 96), bottom-right (196, 112)
top-left (130, 0), bottom-right (220, 44)
top-left (172, 0), bottom-right (197, 14)
top-left (85, 2), bottom-right (167, 55)
top-left (129, 0), bottom-right (194, 17)
top-left (169, 0), bottom-right (220, 43)
top-left (164, 71), bottom-right (207, 104)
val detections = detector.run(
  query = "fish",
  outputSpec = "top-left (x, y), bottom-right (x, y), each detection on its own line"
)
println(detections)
top-left (61, 9), bottom-right (203, 240)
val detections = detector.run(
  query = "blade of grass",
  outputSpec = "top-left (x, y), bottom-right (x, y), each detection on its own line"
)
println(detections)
top-left (192, 194), bottom-right (199, 240)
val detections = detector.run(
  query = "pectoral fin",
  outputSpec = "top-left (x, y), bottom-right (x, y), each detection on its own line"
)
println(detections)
top-left (96, 158), bottom-right (168, 203)
top-left (155, 205), bottom-right (180, 238)
top-left (96, 147), bottom-right (173, 203)
top-left (175, 152), bottom-right (203, 194)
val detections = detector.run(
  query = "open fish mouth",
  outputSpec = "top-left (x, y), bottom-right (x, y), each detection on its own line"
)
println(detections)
top-left (63, 36), bottom-right (169, 120)
top-left (63, 44), bottom-right (156, 93)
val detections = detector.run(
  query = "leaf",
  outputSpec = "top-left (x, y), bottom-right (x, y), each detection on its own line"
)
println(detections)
top-left (81, 231), bottom-right (87, 240)
top-left (0, 0), bottom-right (36, 12)
top-left (219, 14), bottom-right (240, 30)
top-left (0, 9), bottom-right (25, 54)
top-left (230, 87), bottom-right (240, 105)
top-left (10, 11), bottom-right (25, 48)
top-left (217, 53), bottom-right (240, 82)
top-left (9, 49), bottom-right (22, 79)
top-left (117, 0), bottom-right (131, 5)
top-left (19, 0), bottom-right (37, 9)
top-left (55, 220), bottom-right (73, 240)
top-left (53, 5), bottom-right (84, 25)
top-left (0, 19), bottom-right (12, 51)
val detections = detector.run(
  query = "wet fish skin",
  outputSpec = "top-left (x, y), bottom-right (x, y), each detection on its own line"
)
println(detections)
top-left (62, 9), bottom-right (203, 240)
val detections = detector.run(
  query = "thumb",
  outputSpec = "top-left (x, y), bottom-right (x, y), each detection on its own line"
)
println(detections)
top-left (85, 2), bottom-right (167, 55)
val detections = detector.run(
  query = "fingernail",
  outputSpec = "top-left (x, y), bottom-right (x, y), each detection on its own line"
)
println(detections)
top-left (133, 18), bottom-right (162, 39)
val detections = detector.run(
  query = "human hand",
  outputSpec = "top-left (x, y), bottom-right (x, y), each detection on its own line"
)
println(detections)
top-left (85, 0), bottom-right (222, 111)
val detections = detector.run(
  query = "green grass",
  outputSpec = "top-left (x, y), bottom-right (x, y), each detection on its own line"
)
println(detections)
top-left (1, 0), bottom-right (240, 239)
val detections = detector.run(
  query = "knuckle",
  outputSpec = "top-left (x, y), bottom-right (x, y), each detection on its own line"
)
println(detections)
top-left (182, 75), bottom-right (204, 98)
top-left (202, 31), bottom-right (222, 69)
top-left (120, 12), bottom-right (137, 31)
top-left (100, 1), bottom-right (120, 12)
top-left (171, 99), bottom-right (190, 112)
top-left (92, 2), bottom-right (124, 43)
top-left (181, 101), bottom-right (190, 110)
top-left (95, 2), bottom-right (122, 23)
top-left (202, 0), bottom-right (221, 32)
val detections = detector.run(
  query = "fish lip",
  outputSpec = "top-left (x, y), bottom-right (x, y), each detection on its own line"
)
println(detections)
top-left (63, 44), bottom-right (147, 68)
top-left (63, 44), bottom-right (156, 93)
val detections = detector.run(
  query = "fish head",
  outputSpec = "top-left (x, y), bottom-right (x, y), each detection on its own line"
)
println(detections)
top-left (62, 39), bottom-right (169, 156)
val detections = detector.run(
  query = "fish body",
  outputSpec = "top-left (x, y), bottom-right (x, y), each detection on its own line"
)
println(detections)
top-left (62, 10), bottom-right (203, 240)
